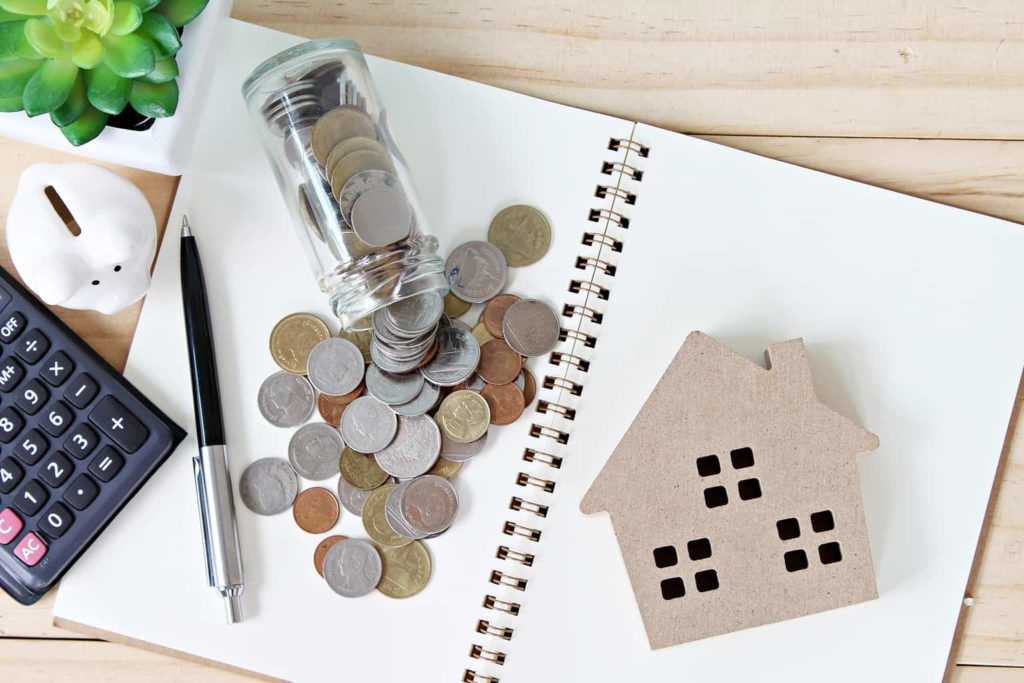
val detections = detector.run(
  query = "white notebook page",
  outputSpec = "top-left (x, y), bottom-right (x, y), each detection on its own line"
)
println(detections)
top-left (53, 19), bottom-right (631, 682)
top-left (501, 125), bottom-right (1024, 681)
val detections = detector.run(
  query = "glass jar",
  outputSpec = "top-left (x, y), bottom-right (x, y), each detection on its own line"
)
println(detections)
top-left (242, 39), bottom-right (447, 330)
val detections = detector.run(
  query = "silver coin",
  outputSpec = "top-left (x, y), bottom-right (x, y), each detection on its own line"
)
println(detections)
top-left (420, 326), bottom-right (480, 387)
top-left (502, 299), bottom-right (560, 357)
top-left (257, 371), bottom-right (315, 428)
top-left (399, 475), bottom-right (459, 536)
top-left (338, 169), bottom-right (399, 226)
top-left (370, 338), bottom-right (429, 374)
top-left (239, 457), bottom-right (299, 515)
top-left (440, 430), bottom-right (488, 462)
top-left (385, 482), bottom-right (419, 539)
top-left (365, 363), bottom-right (424, 405)
top-left (351, 187), bottom-right (412, 248)
top-left (445, 240), bottom-right (508, 303)
top-left (288, 423), bottom-right (345, 481)
top-left (323, 538), bottom-right (382, 597)
top-left (341, 395), bottom-right (398, 453)
top-left (385, 292), bottom-right (444, 336)
top-left (391, 381), bottom-right (440, 417)
top-left (374, 414), bottom-right (441, 478)
top-left (307, 338), bottom-right (365, 396)
top-left (337, 474), bottom-right (374, 516)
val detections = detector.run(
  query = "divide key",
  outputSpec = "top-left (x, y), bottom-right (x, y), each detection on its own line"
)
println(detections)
top-left (88, 396), bottom-right (149, 453)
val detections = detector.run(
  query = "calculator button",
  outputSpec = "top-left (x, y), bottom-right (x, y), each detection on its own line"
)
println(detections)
top-left (14, 429), bottom-right (48, 465)
top-left (64, 423), bottom-right (98, 460)
top-left (0, 406), bottom-right (25, 444)
top-left (15, 329), bottom-right (49, 364)
top-left (38, 502), bottom-right (73, 540)
top-left (64, 373), bottom-right (99, 408)
top-left (41, 400), bottom-right (72, 437)
top-left (89, 446), bottom-right (123, 482)
top-left (0, 357), bottom-right (24, 393)
top-left (63, 474), bottom-right (98, 511)
top-left (0, 508), bottom-right (22, 544)
top-left (13, 479), bottom-right (48, 516)
top-left (0, 312), bottom-right (26, 344)
top-left (13, 531), bottom-right (46, 566)
top-left (0, 457), bottom-right (23, 494)
top-left (14, 378), bottom-right (49, 415)
top-left (89, 396), bottom-right (148, 453)
top-left (38, 451), bottom-right (73, 489)
top-left (41, 351), bottom-right (73, 386)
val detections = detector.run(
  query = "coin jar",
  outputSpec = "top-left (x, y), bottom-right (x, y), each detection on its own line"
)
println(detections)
top-left (242, 40), bottom-right (447, 330)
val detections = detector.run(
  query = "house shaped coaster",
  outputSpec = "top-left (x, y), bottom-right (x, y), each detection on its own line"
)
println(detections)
top-left (580, 332), bottom-right (880, 649)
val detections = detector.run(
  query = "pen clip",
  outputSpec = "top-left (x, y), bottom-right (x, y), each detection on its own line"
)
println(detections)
top-left (192, 456), bottom-right (215, 588)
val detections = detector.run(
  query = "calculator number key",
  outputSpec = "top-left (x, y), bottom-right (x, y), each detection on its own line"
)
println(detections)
top-left (38, 502), bottom-right (73, 540)
top-left (14, 378), bottom-right (49, 415)
top-left (0, 406), bottom-right (25, 444)
top-left (0, 312), bottom-right (26, 344)
top-left (41, 351), bottom-right (74, 387)
top-left (0, 457), bottom-right (23, 494)
top-left (15, 328), bottom-right (50, 365)
top-left (64, 373), bottom-right (99, 409)
top-left (14, 531), bottom-right (46, 566)
top-left (13, 479), bottom-right (48, 516)
top-left (89, 396), bottom-right (148, 453)
top-left (89, 446), bottom-right (124, 482)
top-left (0, 357), bottom-right (24, 393)
top-left (41, 401), bottom-right (72, 437)
top-left (64, 423), bottom-right (98, 460)
top-left (0, 507), bottom-right (23, 544)
top-left (14, 429), bottom-right (48, 465)
top-left (63, 474), bottom-right (98, 511)
top-left (38, 451), bottom-right (73, 489)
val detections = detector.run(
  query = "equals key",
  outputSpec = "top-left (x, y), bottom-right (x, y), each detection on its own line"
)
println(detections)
top-left (89, 396), bottom-right (149, 453)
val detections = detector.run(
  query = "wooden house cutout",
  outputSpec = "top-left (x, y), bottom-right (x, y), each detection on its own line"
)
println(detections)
top-left (581, 332), bottom-right (880, 649)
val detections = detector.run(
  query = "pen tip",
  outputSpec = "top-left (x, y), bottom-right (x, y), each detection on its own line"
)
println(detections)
top-left (181, 215), bottom-right (192, 238)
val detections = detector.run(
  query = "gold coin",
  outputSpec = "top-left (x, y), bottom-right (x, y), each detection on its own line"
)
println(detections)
top-left (270, 313), bottom-right (331, 375)
top-left (340, 446), bottom-right (389, 490)
top-left (338, 325), bottom-right (373, 364)
top-left (326, 136), bottom-right (385, 179)
top-left (329, 149), bottom-right (396, 200)
top-left (444, 291), bottom-right (471, 320)
top-left (311, 107), bottom-right (377, 165)
top-left (427, 456), bottom-right (463, 479)
top-left (362, 484), bottom-right (412, 548)
top-left (487, 204), bottom-right (551, 267)
top-left (472, 321), bottom-right (495, 348)
top-left (437, 390), bottom-right (490, 443)
top-left (377, 540), bottom-right (431, 599)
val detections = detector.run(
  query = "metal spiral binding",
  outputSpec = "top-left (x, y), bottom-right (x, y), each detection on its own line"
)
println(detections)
top-left (464, 134), bottom-right (644, 682)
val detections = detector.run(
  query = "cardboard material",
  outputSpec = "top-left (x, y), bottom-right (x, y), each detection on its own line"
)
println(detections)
top-left (581, 332), bottom-right (881, 649)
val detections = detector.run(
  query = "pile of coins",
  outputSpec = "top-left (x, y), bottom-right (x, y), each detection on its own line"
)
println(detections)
top-left (241, 203), bottom-right (557, 600)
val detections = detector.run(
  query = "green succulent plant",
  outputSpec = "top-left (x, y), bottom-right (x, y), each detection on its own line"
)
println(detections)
top-left (0, 0), bottom-right (207, 145)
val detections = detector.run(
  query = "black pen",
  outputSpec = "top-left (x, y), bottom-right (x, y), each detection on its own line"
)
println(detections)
top-left (180, 215), bottom-right (245, 624)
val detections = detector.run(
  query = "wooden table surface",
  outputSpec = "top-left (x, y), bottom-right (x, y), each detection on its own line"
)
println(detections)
top-left (1, 1), bottom-right (1022, 680)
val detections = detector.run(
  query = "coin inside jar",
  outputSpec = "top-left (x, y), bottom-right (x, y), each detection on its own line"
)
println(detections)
top-left (350, 186), bottom-right (413, 248)
top-left (269, 313), bottom-right (330, 374)
top-left (326, 136), bottom-right (385, 178)
top-left (311, 107), bottom-right (377, 164)
top-left (477, 339), bottom-right (523, 385)
top-left (314, 534), bottom-right (348, 576)
top-left (482, 293), bottom-right (520, 338)
top-left (502, 299), bottom-right (560, 357)
top-left (293, 487), bottom-right (340, 533)
top-left (481, 382), bottom-right (525, 425)
top-left (436, 390), bottom-right (490, 444)
top-left (487, 204), bottom-right (552, 267)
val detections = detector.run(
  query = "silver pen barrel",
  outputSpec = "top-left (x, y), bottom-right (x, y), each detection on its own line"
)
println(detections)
top-left (198, 444), bottom-right (245, 623)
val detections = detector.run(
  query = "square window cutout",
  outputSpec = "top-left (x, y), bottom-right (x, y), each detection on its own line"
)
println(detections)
top-left (784, 549), bottom-right (809, 572)
top-left (653, 545), bottom-right (678, 568)
top-left (696, 454), bottom-right (721, 477)
top-left (687, 538), bottom-right (712, 561)
top-left (694, 569), bottom-right (719, 592)
top-left (811, 510), bottom-right (835, 533)
top-left (776, 517), bottom-right (800, 541)
top-left (818, 542), bottom-right (843, 565)
top-left (660, 576), bottom-right (686, 600)
top-left (703, 486), bottom-right (728, 508)
top-left (737, 478), bottom-right (762, 500)
top-left (730, 447), bottom-right (755, 469)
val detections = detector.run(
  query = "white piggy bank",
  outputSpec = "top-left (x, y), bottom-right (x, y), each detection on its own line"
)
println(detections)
top-left (6, 163), bottom-right (157, 315)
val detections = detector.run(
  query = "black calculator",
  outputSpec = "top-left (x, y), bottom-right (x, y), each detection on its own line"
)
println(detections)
top-left (0, 266), bottom-right (185, 605)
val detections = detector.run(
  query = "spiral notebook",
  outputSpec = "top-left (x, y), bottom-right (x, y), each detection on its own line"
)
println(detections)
top-left (52, 18), bottom-right (1024, 683)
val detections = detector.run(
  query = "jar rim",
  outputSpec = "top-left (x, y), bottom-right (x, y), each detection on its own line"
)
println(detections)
top-left (242, 38), bottom-right (366, 100)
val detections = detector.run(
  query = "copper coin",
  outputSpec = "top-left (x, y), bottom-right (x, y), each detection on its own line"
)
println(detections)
top-left (481, 382), bottom-right (525, 425)
top-left (293, 487), bottom-right (340, 534)
top-left (313, 534), bottom-right (348, 576)
top-left (521, 368), bottom-right (537, 406)
top-left (482, 294), bottom-right (520, 338)
top-left (477, 339), bottom-right (522, 385)
top-left (317, 383), bottom-right (363, 427)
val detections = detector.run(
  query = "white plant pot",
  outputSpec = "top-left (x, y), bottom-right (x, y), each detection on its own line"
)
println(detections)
top-left (0, 0), bottom-right (231, 175)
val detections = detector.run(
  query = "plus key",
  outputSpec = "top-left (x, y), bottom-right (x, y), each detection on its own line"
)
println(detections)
top-left (88, 395), bottom-right (149, 453)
